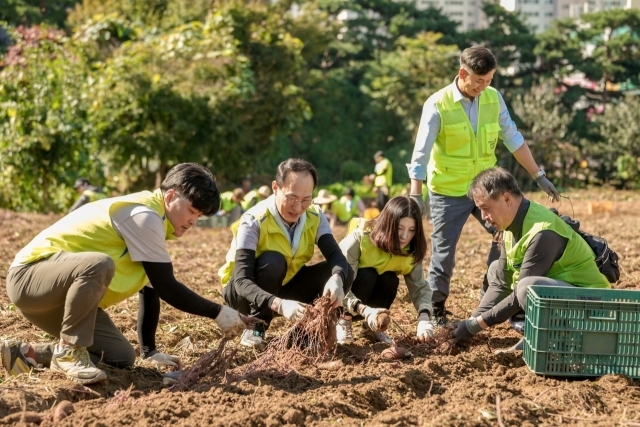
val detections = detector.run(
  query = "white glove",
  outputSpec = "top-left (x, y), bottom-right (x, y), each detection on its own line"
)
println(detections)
top-left (323, 274), bottom-right (345, 308)
top-left (416, 312), bottom-right (436, 342)
top-left (214, 305), bottom-right (246, 338)
top-left (277, 299), bottom-right (308, 322)
top-left (360, 305), bottom-right (390, 332)
top-left (147, 352), bottom-right (181, 368)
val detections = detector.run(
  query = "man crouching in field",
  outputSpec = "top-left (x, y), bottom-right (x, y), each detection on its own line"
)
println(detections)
top-left (451, 167), bottom-right (610, 348)
top-left (2, 163), bottom-right (247, 384)
top-left (219, 158), bottom-right (354, 350)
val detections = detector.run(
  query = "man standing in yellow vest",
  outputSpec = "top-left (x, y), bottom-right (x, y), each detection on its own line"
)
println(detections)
top-left (371, 151), bottom-right (393, 210)
top-left (406, 46), bottom-right (560, 326)
top-left (219, 158), bottom-right (354, 350)
top-left (451, 168), bottom-right (609, 346)
top-left (2, 164), bottom-right (247, 384)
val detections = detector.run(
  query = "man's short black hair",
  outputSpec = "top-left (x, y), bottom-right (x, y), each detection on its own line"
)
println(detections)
top-left (276, 158), bottom-right (318, 189)
top-left (460, 46), bottom-right (497, 76)
top-left (161, 163), bottom-right (220, 216)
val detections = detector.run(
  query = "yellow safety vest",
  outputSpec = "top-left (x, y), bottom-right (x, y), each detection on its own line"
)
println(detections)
top-left (218, 198), bottom-right (322, 286)
top-left (333, 195), bottom-right (362, 223)
top-left (374, 158), bottom-right (393, 187)
top-left (220, 191), bottom-right (240, 212)
top-left (427, 85), bottom-right (501, 196)
top-left (348, 218), bottom-right (414, 276)
top-left (13, 189), bottom-right (176, 308)
top-left (84, 188), bottom-right (107, 203)
top-left (505, 201), bottom-right (610, 289)
top-left (241, 190), bottom-right (259, 211)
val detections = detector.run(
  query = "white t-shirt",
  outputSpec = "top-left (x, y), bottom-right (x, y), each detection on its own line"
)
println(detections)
top-left (111, 204), bottom-right (172, 263)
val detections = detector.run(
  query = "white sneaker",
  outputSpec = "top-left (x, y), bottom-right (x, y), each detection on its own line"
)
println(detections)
top-left (336, 318), bottom-right (354, 345)
top-left (240, 329), bottom-right (266, 351)
top-left (361, 323), bottom-right (393, 344)
top-left (50, 344), bottom-right (106, 385)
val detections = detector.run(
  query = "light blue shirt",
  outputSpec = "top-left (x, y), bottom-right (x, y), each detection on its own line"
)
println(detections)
top-left (406, 78), bottom-right (525, 181)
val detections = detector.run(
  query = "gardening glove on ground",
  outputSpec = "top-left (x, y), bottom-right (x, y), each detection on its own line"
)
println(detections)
top-left (277, 299), bottom-right (308, 322)
top-left (409, 194), bottom-right (426, 217)
top-left (360, 305), bottom-right (390, 332)
top-left (451, 317), bottom-right (483, 343)
top-left (147, 352), bottom-right (181, 368)
top-left (214, 305), bottom-right (247, 338)
top-left (323, 274), bottom-right (344, 308)
top-left (416, 312), bottom-right (436, 342)
top-left (535, 175), bottom-right (560, 202)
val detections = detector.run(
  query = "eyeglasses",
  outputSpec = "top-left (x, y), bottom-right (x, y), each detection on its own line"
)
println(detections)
top-left (280, 193), bottom-right (313, 208)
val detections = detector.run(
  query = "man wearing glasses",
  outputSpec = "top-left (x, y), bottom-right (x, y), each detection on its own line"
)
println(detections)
top-left (219, 158), bottom-right (354, 349)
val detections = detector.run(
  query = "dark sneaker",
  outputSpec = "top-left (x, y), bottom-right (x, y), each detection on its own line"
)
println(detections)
top-left (1, 340), bottom-right (37, 376)
top-left (240, 329), bottom-right (266, 351)
top-left (509, 312), bottom-right (526, 334)
top-left (51, 344), bottom-right (107, 385)
top-left (432, 304), bottom-right (452, 327)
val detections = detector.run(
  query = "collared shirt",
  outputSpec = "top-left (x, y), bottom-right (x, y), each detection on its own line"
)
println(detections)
top-left (236, 195), bottom-right (332, 252)
top-left (497, 197), bottom-right (567, 279)
top-left (407, 78), bottom-right (525, 181)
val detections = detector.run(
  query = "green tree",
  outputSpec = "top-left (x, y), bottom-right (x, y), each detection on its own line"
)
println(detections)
top-left (0, 0), bottom-right (81, 28)
top-left (591, 95), bottom-right (640, 186)
top-left (0, 26), bottom-right (98, 212)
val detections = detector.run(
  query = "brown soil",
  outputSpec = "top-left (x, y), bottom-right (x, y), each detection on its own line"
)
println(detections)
top-left (1, 190), bottom-right (640, 426)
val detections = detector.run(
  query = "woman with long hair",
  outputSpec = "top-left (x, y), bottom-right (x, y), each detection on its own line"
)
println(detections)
top-left (337, 196), bottom-right (435, 344)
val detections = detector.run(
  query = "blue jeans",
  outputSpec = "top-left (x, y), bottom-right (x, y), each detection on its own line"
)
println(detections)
top-left (428, 191), bottom-right (500, 304)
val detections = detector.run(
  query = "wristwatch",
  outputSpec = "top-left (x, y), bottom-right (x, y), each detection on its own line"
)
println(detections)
top-left (532, 169), bottom-right (546, 179)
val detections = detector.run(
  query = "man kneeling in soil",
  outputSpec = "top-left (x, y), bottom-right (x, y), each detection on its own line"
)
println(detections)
top-left (219, 158), bottom-right (354, 350)
top-left (2, 163), bottom-right (247, 384)
top-left (451, 167), bottom-right (610, 347)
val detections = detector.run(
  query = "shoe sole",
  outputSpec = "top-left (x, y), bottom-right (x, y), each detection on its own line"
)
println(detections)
top-left (240, 339), bottom-right (267, 351)
top-left (1, 341), bottom-right (33, 376)
top-left (50, 362), bottom-right (107, 385)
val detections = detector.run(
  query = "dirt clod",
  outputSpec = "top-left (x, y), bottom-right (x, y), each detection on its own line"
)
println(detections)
top-left (376, 312), bottom-right (390, 332)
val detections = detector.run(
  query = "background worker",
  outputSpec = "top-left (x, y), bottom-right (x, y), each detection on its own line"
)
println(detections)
top-left (332, 188), bottom-right (365, 226)
top-left (219, 159), bottom-right (354, 350)
top-left (451, 168), bottom-right (610, 347)
top-left (242, 185), bottom-right (271, 211)
top-left (313, 189), bottom-right (338, 227)
top-left (405, 46), bottom-right (560, 325)
top-left (370, 151), bottom-right (393, 210)
top-left (218, 188), bottom-right (245, 223)
top-left (68, 177), bottom-right (107, 213)
top-left (2, 163), bottom-right (248, 384)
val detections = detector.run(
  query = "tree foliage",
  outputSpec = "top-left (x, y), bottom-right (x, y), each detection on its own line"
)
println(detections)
top-left (2, 0), bottom-right (640, 211)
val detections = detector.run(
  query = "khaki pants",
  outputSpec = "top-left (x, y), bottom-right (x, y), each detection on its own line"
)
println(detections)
top-left (6, 252), bottom-right (136, 367)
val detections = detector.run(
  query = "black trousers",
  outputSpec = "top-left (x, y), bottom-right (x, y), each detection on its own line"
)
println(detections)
top-left (223, 251), bottom-right (341, 330)
top-left (351, 268), bottom-right (399, 310)
top-left (376, 188), bottom-right (389, 210)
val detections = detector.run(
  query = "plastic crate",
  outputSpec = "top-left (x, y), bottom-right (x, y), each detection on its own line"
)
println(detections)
top-left (523, 285), bottom-right (640, 378)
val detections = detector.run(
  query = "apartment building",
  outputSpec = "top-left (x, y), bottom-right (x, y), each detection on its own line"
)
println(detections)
top-left (502, 0), bottom-right (640, 32)
top-left (412, 0), bottom-right (480, 31)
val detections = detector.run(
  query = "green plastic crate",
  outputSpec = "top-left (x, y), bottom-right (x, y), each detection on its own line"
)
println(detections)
top-left (523, 285), bottom-right (640, 378)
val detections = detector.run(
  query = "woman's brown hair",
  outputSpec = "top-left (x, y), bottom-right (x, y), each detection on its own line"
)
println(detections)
top-left (365, 196), bottom-right (427, 265)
